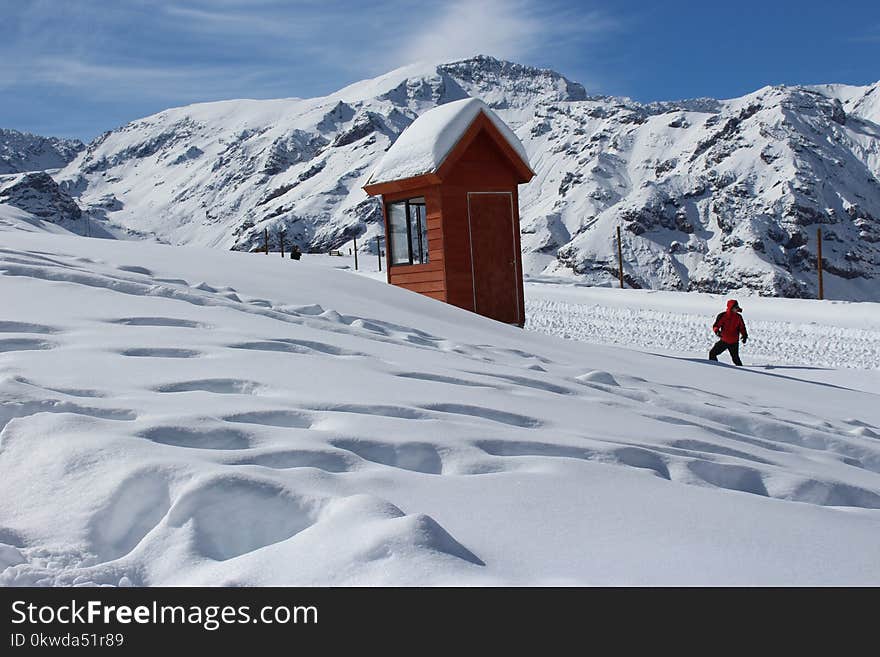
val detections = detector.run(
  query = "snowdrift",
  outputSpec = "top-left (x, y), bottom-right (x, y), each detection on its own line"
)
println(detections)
top-left (1, 226), bottom-right (879, 585)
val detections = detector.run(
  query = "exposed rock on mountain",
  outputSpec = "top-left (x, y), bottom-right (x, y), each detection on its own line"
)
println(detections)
top-left (0, 129), bottom-right (84, 174)
top-left (0, 172), bottom-right (82, 225)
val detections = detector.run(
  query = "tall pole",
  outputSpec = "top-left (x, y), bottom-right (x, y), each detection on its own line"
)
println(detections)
top-left (279, 229), bottom-right (285, 258)
top-left (353, 236), bottom-right (358, 271)
top-left (616, 225), bottom-right (625, 289)
top-left (264, 227), bottom-right (269, 255)
top-left (817, 227), bottom-right (824, 301)
top-left (376, 235), bottom-right (382, 272)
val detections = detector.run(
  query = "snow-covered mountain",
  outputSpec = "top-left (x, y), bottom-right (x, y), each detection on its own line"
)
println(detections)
top-left (0, 173), bottom-right (82, 226)
top-left (531, 82), bottom-right (880, 300)
top-left (0, 129), bottom-right (84, 175)
top-left (36, 57), bottom-right (880, 300)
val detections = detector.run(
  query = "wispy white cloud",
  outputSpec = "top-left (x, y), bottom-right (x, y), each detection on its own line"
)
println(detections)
top-left (0, 55), bottom-right (297, 106)
top-left (383, 0), bottom-right (618, 70)
top-left (396, 0), bottom-right (537, 64)
top-left (162, 3), bottom-right (306, 37)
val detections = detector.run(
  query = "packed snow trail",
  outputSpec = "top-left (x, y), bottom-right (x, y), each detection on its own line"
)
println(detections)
top-left (1, 228), bottom-right (879, 585)
top-left (525, 280), bottom-right (880, 370)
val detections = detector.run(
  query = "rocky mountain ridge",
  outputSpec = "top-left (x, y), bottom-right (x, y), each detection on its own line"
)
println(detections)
top-left (4, 56), bottom-right (879, 299)
top-left (0, 128), bottom-right (84, 175)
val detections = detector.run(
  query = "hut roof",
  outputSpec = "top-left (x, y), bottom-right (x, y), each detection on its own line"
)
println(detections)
top-left (366, 98), bottom-right (530, 186)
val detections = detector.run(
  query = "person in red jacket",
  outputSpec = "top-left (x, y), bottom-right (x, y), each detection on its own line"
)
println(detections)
top-left (709, 299), bottom-right (748, 366)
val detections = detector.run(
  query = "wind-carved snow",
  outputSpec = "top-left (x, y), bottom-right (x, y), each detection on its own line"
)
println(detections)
top-left (1, 225), bottom-right (879, 585)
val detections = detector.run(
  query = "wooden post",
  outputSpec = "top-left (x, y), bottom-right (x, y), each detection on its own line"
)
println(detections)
top-left (353, 236), bottom-right (358, 271)
top-left (264, 228), bottom-right (269, 255)
top-left (616, 225), bottom-right (625, 289)
top-left (376, 235), bottom-right (382, 272)
top-left (279, 229), bottom-right (285, 258)
top-left (817, 228), bottom-right (824, 300)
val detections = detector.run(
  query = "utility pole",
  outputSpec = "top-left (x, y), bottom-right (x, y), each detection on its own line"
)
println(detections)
top-left (279, 229), bottom-right (285, 258)
top-left (263, 228), bottom-right (269, 255)
top-left (353, 236), bottom-right (358, 271)
top-left (817, 227), bottom-right (824, 300)
top-left (616, 225), bottom-right (625, 289)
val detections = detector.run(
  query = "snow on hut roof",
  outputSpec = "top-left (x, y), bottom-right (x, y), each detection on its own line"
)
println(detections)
top-left (366, 97), bottom-right (530, 185)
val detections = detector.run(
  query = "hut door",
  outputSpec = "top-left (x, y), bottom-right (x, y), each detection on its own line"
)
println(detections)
top-left (467, 192), bottom-right (520, 324)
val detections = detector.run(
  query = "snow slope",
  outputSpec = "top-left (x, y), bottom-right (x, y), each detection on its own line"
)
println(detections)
top-left (1, 222), bottom-right (879, 586)
top-left (0, 203), bottom-right (80, 237)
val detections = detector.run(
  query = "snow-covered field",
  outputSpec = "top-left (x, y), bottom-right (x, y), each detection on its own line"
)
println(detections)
top-left (525, 279), bottom-right (880, 372)
top-left (303, 253), bottom-right (880, 373)
top-left (1, 225), bottom-right (879, 585)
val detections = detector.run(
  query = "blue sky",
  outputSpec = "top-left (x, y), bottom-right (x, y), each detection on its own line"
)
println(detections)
top-left (2, 0), bottom-right (879, 142)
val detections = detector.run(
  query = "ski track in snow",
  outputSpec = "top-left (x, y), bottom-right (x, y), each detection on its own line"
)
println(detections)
top-left (1, 233), bottom-right (880, 586)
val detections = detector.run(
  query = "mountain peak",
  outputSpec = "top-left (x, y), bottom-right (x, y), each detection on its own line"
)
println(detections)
top-left (334, 56), bottom-right (586, 112)
top-left (438, 55), bottom-right (587, 107)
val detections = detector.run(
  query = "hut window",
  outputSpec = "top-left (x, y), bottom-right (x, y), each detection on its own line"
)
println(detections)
top-left (387, 197), bottom-right (428, 266)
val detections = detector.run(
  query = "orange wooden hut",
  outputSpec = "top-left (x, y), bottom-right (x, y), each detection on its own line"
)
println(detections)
top-left (363, 98), bottom-right (534, 326)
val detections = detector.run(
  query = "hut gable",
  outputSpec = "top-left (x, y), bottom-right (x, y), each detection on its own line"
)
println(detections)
top-left (364, 98), bottom-right (531, 191)
top-left (441, 123), bottom-right (525, 187)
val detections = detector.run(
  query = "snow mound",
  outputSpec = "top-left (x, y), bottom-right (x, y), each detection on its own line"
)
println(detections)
top-left (576, 370), bottom-right (620, 386)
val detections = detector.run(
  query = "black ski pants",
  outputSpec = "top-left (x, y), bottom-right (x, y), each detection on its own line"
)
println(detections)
top-left (709, 339), bottom-right (742, 366)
